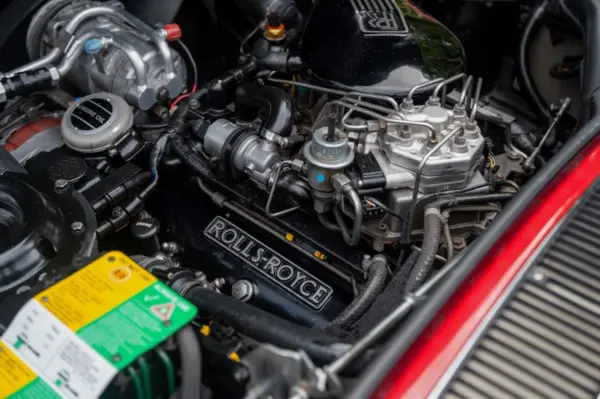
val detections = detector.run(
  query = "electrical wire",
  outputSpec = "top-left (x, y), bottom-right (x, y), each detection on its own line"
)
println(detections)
top-left (156, 349), bottom-right (176, 396)
top-left (364, 197), bottom-right (405, 221)
top-left (239, 22), bottom-right (263, 55)
top-left (134, 122), bottom-right (169, 130)
top-left (171, 39), bottom-right (199, 110)
top-left (127, 367), bottom-right (145, 399)
top-left (137, 357), bottom-right (152, 399)
top-left (488, 155), bottom-right (496, 169)
top-left (443, 222), bottom-right (454, 261)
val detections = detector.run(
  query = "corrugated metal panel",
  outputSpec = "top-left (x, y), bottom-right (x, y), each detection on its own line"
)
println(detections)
top-left (443, 186), bottom-right (600, 398)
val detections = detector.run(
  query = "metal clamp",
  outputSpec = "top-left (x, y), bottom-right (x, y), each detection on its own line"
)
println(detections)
top-left (265, 160), bottom-right (300, 218)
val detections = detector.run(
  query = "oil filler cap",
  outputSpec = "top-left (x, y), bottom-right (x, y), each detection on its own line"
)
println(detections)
top-left (61, 93), bottom-right (134, 153)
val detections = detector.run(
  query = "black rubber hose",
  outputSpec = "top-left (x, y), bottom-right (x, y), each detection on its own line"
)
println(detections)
top-left (235, 83), bottom-right (294, 137)
top-left (191, 61), bottom-right (259, 110)
top-left (404, 193), bottom-right (515, 293)
top-left (176, 325), bottom-right (202, 399)
top-left (331, 255), bottom-right (388, 330)
top-left (517, 1), bottom-right (553, 139)
top-left (404, 208), bottom-right (443, 294)
top-left (134, 122), bottom-right (168, 130)
top-left (512, 133), bottom-right (547, 167)
top-left (357, 250), bottom-right (419, 337)
top-left (170, 135), bottom-right (218, 181)
top-left (276, 172), bottom-right (311, 202)
top-left (183, 287), bottom-right (346, 365)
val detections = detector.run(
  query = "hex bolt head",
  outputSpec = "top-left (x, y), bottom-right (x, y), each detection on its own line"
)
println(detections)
top-left (71, 221), bottom-right (84, 233)
top-left (232, 280), bottom-right (255, 302)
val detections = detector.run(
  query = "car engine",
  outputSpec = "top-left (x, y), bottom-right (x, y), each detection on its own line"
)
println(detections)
top-left (0, 0), bottom-right (584, 397)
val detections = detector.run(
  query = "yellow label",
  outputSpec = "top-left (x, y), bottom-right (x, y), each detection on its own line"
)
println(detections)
top-left (34, 251), bottom-right (157, 331)
top-left (0, 342), bottom-right (37, 397)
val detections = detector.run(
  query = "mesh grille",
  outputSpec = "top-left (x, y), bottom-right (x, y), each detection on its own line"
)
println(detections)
top-left (443, 185), bottom-right (600, 398)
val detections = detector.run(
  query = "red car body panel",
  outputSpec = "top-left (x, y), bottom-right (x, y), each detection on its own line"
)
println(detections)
top-left (375, 136), bottom-right (600, 398)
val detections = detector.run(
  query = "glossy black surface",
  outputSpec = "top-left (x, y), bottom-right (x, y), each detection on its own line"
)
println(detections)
top-left (300, 0), bottom-right (465, 96)
top-left (152, 177), bottom-right (354, 328)
top-left (0, 172), bottom-right (97, 328)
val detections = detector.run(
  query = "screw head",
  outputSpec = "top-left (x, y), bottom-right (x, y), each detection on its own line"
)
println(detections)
top-left (71, 221), bottom-right (84, 233)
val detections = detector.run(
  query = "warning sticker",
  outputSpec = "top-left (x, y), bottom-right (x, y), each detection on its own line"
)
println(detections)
top-left (1, 251), bottom-right (197, 398)
top-left (34, 252), bottom-right (156, 331)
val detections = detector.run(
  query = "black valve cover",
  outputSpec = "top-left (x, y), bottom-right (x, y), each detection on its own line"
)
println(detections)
top-left (300, 0), bottom-right (466, 97)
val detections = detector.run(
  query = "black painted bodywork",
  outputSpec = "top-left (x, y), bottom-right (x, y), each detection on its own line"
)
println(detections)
top-left (152, 177), bottom-right (359, 328)
top-left (300, 0), bottom-right (466, 97)
top-left (0, 172), bottom-right (97, 329)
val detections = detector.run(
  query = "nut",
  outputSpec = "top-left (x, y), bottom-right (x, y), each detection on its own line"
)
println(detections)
top-left (331, 173), bottom-right (352, 194)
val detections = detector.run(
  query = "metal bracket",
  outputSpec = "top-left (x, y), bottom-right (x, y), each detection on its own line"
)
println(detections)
top-left (265, 160), bottom-right (300, 218)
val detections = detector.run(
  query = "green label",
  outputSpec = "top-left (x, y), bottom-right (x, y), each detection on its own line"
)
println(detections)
top-left (78, 282), bottom-right (197, 369)
top-left (9, 379), bottom-right (60, 399)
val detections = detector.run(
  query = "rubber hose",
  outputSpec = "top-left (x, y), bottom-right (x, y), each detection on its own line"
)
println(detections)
top-left (183, 287), bottom-right (346, 365)
top-left (176, 325), bottom-right (202, 399)
top-left (512, 133), bottom-right (547, 167)
top-left (357, 250), bottom-right (419, 337)
top-left (134, 122), bottom-right (168, 130)
top-left (235, 83), bottom-right (294, 137)
top-left (319, 214), bottom-right (341, 232)
top-left (331, 255), bottom-right (388, 329)
top-left (332, 187), bottom-right (364, 246)
top-left (276, 172), bottom-right (311, 202)
top-left (404, 208), bottom-right (443, 294)
top-left (517, 0), bottom-right (553, 140)
top-left (170, 135), bottom-right (218, 181)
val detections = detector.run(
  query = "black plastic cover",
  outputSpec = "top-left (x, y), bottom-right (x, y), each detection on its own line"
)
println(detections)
top-left (300, 0), bottom-right (465, 97)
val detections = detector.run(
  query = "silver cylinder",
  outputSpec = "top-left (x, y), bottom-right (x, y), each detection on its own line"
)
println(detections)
top-left (28, 0), bottom-right (187, 110)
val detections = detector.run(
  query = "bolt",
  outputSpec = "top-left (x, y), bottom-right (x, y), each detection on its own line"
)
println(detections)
top-left (214, 278), bottom-right (226, 289)
top-left (156, 87), bottom-right (170, 102)
top-left (41, 296), bottom-right (49, 302)
top-left (161, 242), bottom-right (179, 253)
top-left (233, 368), bottom-right (249, 382)
top-left (189, 98), bottom-right (200, 109)
top-left (112, 354), bottom-right (121, 362)
top-left (361, 254), bottom-right (372, 271)
top-left (232, 280), bottom-right (254, 302)
top-left (71, 221), bottom-right (84, 233)
top-left (112, 207), bottom-right (124, 218)
top-left (108, 256), bottom-right (116, 262)
top-left (54, 179), bottom-right (68, 191)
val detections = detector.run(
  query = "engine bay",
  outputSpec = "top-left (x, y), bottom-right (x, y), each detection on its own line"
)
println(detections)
top-left (0, 0), bottom-right (586, 397)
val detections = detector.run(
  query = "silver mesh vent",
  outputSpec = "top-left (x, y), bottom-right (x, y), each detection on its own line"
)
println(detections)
top-left (443, 185), bottom-right (600, 398)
